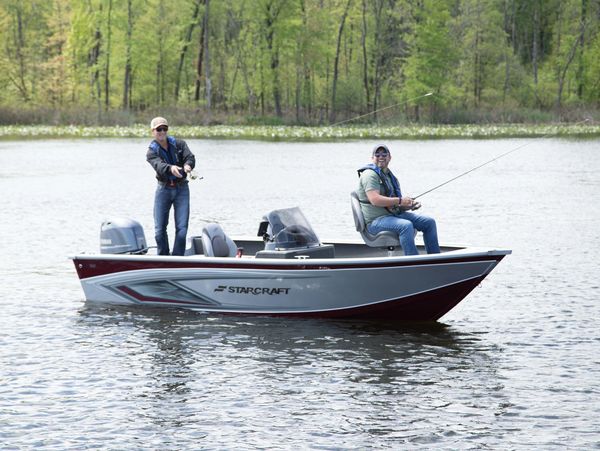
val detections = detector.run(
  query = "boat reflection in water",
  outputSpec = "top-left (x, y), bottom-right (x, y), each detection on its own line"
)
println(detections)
top-left (71, 207), bottom-right (510, 322)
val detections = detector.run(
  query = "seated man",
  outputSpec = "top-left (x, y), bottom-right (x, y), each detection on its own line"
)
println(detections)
top-left (357, 144), bottom-right (440, 255)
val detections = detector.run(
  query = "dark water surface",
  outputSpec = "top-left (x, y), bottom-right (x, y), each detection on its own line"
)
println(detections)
top-left (1, 138), bottom-right (599, 449)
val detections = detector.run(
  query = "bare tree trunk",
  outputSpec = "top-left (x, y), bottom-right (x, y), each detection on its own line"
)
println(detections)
top-left (260, 62), bottom-right (265, 116)
top-left (122, 0), bottom-right (133, 109)
top-left (295, 64), bottom-right (301, 122)
top-left (264, 0), bottom-right (285, 117)
top-left (11, 7), bottom-right (30, 101)
top-left (299, 0), bottom-right (313, 121)
top-left (175, 0), bottom-right (202, 102)
top-left (372, 0), bottom-right (384, 121)
top-left (361, 0), bottom-right (370, 112)
top-left (297, 0), bottom-right (307, 123)
top-left (89, 19), bottom-right (102, 117)
top-left (156, 32), bottom-right (165, 104)
top-left (219, 47), bottom-right (229, 110)
top-left (503, 46), bottom-right (511, 104)
top-left (235, 28), bottom-right (254, 114)
top-left (204, 0), bottom-right (212, 118)
top-left (325, 55), bottom-right (330, 120)
top-left (194, 0), bottom-right (208, 103)
top-left (104, 0), bottom-right (113, 111)
top-left (271, 51), bottom-right (282, 117)
top-left (305, 67), bottom-right (312, 120)
top-left (330, 0), bottom-right (353, 124)
top-left (509, 0), bottom-right (515, 50)
top-left (557, 22), bottom-right (586, 108)
top-left (502, 0), bottom-right (512, 104)
top-left (532, 0), bottom-right (540, 103)
top-left (473, 30), bottom-right (479, 106)
top-left (576, 0), bottom-right (588, 99)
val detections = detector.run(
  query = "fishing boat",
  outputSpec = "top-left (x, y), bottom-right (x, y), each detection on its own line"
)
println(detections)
top-left (71, 203), bottom-right (510, 321)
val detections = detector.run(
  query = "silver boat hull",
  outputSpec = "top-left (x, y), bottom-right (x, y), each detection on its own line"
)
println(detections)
top-left (72, 246), bottom-right (509, 321)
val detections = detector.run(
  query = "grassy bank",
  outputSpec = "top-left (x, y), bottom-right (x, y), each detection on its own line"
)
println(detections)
top-left (1, 123), bottom-right (599, 141)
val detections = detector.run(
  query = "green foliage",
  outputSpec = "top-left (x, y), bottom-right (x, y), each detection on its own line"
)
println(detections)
top-left (404, 0), bottom-right (456, 109)
top-left (583, 32), bottom-right (600, 103)
top-left (0, 0), bottom-right (598, 125)
top-left (454, 0), bottom-right (510, 106)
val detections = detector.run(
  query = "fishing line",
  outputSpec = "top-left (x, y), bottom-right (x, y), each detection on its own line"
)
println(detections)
top-left (413, 118), bottom-right (591, 200)
top-left (330, 92), bottom-right (433, 127)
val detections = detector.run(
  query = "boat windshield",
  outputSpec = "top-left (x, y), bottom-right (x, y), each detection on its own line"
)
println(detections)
top-left (264, 207), bottom-right (321, 249)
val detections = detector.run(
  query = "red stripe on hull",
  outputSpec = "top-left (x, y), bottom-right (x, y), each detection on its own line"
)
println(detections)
top-left (73, 255), bottom-right (505, 279)
top-left (117, 285), bottom-right (205, 305)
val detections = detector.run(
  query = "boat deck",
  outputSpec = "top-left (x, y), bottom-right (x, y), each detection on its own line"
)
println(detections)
top-left (187, 235), bottom-right (468, 260)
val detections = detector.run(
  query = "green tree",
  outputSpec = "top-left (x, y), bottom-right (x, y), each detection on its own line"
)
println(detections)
top-left (367, 0), bottom-right (406, 120)
top-left (41, 0), bottom-right (72, 107)
top-left (455, 0), bottom-right (510, 107)
top-left (0, 0), bottom-right (599, 124)
top-left (403, 0), bottom-right (455, 120)
top-left (0, 0), bottom-right (51, 102)
top-left (330, 0), bottom-right (354, 123)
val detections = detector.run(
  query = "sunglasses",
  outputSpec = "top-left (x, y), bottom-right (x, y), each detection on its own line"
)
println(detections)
top-left (155, 126), bottom-right (168, 132)
top-left (374, 151), bottom-right (389, 157)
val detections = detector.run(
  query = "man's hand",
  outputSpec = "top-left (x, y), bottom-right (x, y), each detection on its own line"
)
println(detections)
top-left (399, 197), bottom-right (413, 209)
top-left (170, 165), bottom-right (184, 178)
top-left (397, 196), bottom-right (421, 211)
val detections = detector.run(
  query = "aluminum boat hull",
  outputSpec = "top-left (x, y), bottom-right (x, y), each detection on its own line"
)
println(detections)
top-left (71, 244), bottom-right (509, 321)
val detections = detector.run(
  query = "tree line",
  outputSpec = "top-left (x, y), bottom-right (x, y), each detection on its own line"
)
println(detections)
top-left (1, 0), bottom-right (599, 125)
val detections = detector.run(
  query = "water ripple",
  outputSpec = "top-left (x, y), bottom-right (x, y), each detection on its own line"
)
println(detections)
top-left (2, 139), bottom-right (600, 449)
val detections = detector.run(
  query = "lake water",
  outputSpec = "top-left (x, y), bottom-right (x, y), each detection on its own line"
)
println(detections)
top-left (1, 137), bottom-right (599, 449)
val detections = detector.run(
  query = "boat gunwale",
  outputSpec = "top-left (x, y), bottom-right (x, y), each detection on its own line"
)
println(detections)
top-left (70, 245), bottom-right (511, 282)
top-left (70, 247), bottom-right (510, 264)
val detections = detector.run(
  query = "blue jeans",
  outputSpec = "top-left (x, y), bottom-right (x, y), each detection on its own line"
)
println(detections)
top-left (367, 212), bottom-right (440, 255)
top-left (153, 183), bottom-right (190, 256)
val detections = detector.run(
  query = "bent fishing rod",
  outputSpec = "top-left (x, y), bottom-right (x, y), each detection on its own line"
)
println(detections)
top-left (413, 118), bottom-right (591, 200)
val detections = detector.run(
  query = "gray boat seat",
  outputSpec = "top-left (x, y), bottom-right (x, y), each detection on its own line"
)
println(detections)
top-left (184, 235), bottom-right (204, 255)
top-left (201, 223), bottom-right (238, 257)
top-left (350, 191), bottom-right (400, 249)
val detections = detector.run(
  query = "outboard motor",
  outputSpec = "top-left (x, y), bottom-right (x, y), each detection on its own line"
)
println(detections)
top-left (100, 218), bottom-right (147, 254)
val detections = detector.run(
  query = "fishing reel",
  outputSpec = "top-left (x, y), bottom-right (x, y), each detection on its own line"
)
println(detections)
top-left (392, 199), bottom-right (421, 213)
top-left (187, 170), bottom-right (203, 181)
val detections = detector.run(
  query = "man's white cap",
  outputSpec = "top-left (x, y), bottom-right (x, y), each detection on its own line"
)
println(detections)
top-left (150, 117), bottom-right (168, 130)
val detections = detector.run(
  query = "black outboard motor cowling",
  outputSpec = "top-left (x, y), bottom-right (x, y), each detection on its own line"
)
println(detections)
top-left (100, 218), bottom-right (147, 254)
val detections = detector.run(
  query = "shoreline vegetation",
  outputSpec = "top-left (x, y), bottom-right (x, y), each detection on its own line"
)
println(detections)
top-left (2, 2), bottom-right (600, 145)
top-left (1, 123), bottom-right (599, 141)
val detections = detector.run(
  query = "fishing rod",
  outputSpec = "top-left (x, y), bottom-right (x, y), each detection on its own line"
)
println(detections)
top-left (331, 92), bottom-right (434, 127)
top-left (413, 118), bottom-right (591, 200)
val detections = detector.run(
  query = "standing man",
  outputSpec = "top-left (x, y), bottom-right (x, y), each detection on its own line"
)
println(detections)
top-left (357, 144), bottom-right (440, 255)
top-left (146, 117), bottom-right (196, 256)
